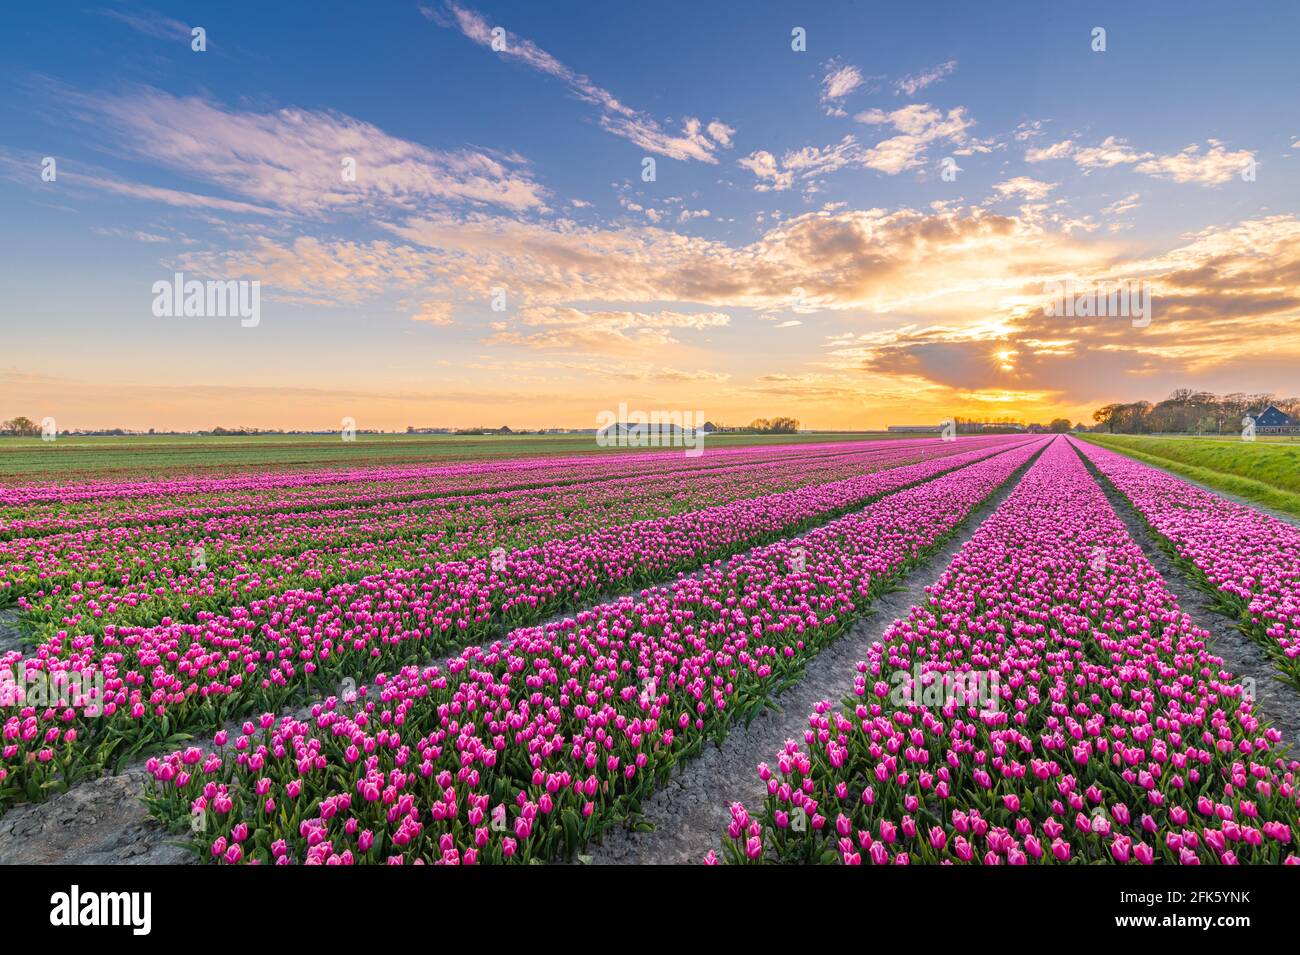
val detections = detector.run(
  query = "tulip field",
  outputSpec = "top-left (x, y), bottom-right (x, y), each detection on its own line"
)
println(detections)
top-left (1, 433), bottom-right (1297, 865)
top-left (718, 438), bottom-right (1298, 866)
top-left (0, 435), bottom-right (1022, 810)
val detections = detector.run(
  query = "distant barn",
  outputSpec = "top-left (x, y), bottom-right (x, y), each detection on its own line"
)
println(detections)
top-left (1247, 405), bottom-right (1299, 435)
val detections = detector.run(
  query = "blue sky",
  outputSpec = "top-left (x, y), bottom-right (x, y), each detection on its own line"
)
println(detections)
top-left (2, 1), bottom-right (1298, 430)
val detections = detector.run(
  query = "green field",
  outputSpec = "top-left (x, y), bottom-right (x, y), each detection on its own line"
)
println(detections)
top-left (1080, 433), bottom-right (1300, 517)
top-left (0, 432), bottom-right (903, 483)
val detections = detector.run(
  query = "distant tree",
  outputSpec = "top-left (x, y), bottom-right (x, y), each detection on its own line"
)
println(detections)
top-left (1048, 418), bottom-right (1072, 433)
top-left (1092, 404), bottom-right (1124, 433)
top-left (1, 416), bottom-right (40, 436)
top-left (747, 416), bottom-right (799, 434)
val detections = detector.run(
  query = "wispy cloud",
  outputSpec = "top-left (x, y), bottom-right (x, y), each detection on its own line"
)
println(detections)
top-left (1101, 193), bottom-right (1141, 216)
top-left (819, 59), bottom-right (873, 115)
top-left (92, 7), bottom-right (192, 41)
top-left (992, 177), bottom-right (1056, 201)
top-left (1027, 135), bottom-right (1255, 185)
top-left (179, 235), bottom-right (446, 307)
top-left (739, 104), bottom-right (977, 189)
top-left (488, 306), bottom-right (729, 353)
top-left (425, 1), bottom-right (734, 162)
top-left (0, 147), bottom-right (279, 217)
top-left (894, 59), bottom-right (957, 96)
top-left (411, 301), bottom-right (455, 325)
top-left (53, 86), bottom-right (549, 215)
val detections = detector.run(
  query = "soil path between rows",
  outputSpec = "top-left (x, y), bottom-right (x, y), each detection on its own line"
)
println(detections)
top-left (0, 609), bottom-right (24, 655)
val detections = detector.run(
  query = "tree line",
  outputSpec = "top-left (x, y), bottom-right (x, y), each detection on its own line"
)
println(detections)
top-left (0, 416), bottom-right (42, 436)
top-left (1092, 390), bottom-right (1300, 434)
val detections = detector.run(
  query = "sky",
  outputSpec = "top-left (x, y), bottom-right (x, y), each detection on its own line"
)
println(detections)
top-left (1, 0), bottom-right (1298, 432)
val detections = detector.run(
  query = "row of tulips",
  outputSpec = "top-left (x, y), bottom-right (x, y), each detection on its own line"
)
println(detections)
top-left (1072, 438), bottom-right (1300, 689)
top-left (0, 438), bottom-right (1029, 813)
top-left (3, 441), bottom-right (949, 635)
top-left (4, 441), bottom-right (1002, 639)
top-left (140, 439), bottom-right (1048, 863)
top-left (1, 438), bottom-right (935, 525)
top-left (716, 438), bottom-right (1298, 865)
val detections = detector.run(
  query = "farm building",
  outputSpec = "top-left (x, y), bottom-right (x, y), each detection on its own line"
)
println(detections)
top-left (1247, 405), bottom-right (1300, 435)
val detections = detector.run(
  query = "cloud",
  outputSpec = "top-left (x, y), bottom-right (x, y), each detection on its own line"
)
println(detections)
top-left (426, 2), bottom-right (734, 163)
top-left (706, 121), bottom-right (735, 149)
top-left (737, 150), bottom-right (796, 191)
top-left (92, 8), bottom-right (192, 41)
top-left (379, 203), bottom-right (1101, 316)
top-left (1025, 139), bottom-right (1075, 162)
top-left (193, 201), bottom-right (1086, 319)
top-left (847, 214), bottom-right (1300, 403)
top-left (78, 172), bottom-right (281, 216)
top-left (894, 59), bottom-right (957, 96)
top-left (1102, 193), bottom-right (1141, 216)
top-left (1071, 136), bottom-right (1150, 169)
top-left (1013, 121), bottom-right (1045, 142)
top-left (93, 226), bottom-right (171, 243)
top-left (822, 62), bottom-right (865, 101)
top-left (820, 60), bottom-right (871, 114)
top-left (177, 182), bottom-right (1300, 417)
top-left (738, 105), bottom-right (976, 188)
top-left (992, 177), bottom-right (1057, 201)
top-left (1027, 135), bottom-right (1254, 185)
top-left (411, 301), bottom-right (455, 325)
top-left (1134, 141), bottom-right (1254, 185)
top-left (0, 147), bottom-right (280, 217)
top-left (487, 306), bottom-right (729, 353)
top-left (567, 361), bottom-right (731, 383)
top-left (180, 236), bottom-right (445, 306)
top-left (63, 86), bottom-right (549, 215)
top-left (853, 104), bottom-right (978, 173)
